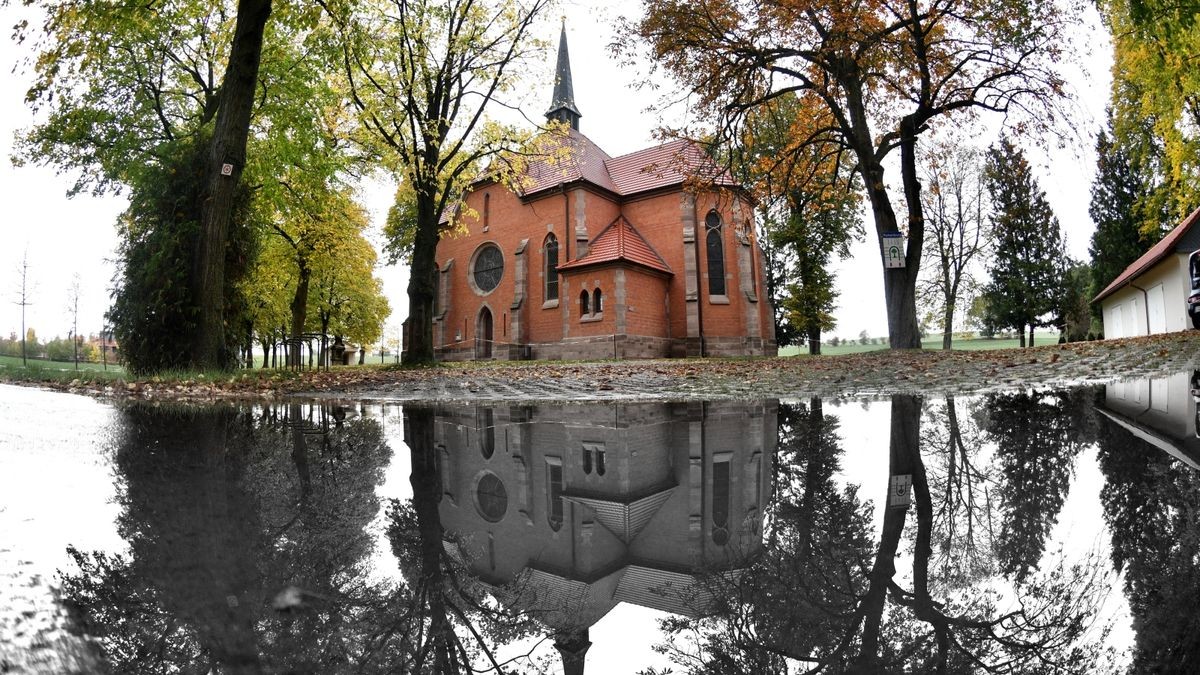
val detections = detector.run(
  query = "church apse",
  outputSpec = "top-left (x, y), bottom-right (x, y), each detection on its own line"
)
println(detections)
top-left (432, 401), bottom-right (776, 663)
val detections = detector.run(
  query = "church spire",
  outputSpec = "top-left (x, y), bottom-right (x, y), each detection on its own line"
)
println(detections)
top-left (546, 20), bottom-right (582, 131)
top-left (554, 628), bottom-right (591, 675)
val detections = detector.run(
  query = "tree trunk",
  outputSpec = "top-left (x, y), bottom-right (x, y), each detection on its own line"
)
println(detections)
top-left (1018, 323), bottom-right (1027, 348)
top-left (906, 398), bottom-right (952, 669)
top-left (1028, 324), bottom-right (1035, 347)
top-left (405, 406), bottom-right (458, 671)
top-left (853, 394), bottom-right (921, 670)
top-left (854, 143), bottom-right (921, 350)
top-left (259, 334), bottom-right (269, 368)
top-left (942, 300), bottom-right (954, 350)
top-left (893, 117), bottom-right (926, 349)
top-left (807, 326), bottom-right (822, 355)
top-left (192, 0), bottom-right (273, 370)
top-left (319, 314), bottom-right (330, 371)
top-left (404, 197), bottom-right (439, 365)
top-left (288, 263), bottom-right (310, 368)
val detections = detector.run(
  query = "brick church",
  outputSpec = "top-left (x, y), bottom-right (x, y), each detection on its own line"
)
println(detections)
top-left (430, 26), bottom-right (777, 361)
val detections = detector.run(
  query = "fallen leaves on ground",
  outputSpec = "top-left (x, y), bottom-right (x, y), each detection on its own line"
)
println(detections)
top-left (4, 332), bottom-right (1200, 402)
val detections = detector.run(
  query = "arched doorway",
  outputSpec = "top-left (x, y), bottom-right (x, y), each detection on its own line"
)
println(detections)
top-left (477, 307), bottom-right (493, 359)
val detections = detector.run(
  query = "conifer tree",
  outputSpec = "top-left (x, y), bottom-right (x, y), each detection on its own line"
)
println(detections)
top-left (982, 139), bottom-right (1065, 347)
top-left (1088, 128), bottom-right (1157, 310)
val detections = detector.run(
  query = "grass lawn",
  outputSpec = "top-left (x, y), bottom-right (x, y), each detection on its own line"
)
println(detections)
top-left (0, 354), bottom-right (126, 375)
top-left (779, 332), bottom-right (1063, 357)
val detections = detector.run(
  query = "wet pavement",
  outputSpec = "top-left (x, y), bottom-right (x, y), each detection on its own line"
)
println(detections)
top-left (6, 368), bottom-right (1200, 673)
top-left (10, 332), bottom-right (1200, 404)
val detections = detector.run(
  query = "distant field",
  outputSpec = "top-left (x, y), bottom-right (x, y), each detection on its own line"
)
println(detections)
top-left (778, 332), bottom-right (1063, 357)
top-left (0, 354), bottom-right (126, 374)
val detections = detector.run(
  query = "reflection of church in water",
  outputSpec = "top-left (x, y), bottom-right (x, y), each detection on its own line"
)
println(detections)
top-left (433, 401), bottom-right (776, 673)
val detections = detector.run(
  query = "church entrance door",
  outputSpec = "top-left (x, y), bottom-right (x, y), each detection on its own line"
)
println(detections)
top-left (477, 307), bottom-right (493, 359)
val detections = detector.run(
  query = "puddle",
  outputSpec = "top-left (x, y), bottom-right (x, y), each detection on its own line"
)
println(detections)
top-left (3, 373), bottom-right (1199, 673)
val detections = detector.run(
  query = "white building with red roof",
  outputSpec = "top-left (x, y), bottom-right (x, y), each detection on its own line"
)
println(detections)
top-left (426, 26), bottom-right (776, 361)
top-left (1094, 206), bottom-right (1200, 338)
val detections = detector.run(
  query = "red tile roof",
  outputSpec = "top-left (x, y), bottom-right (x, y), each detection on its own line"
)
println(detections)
top-left (518, 128), bottom-right (618, 195)
top-left (1094, 205), bottom-right (1200, 303)
top-left (445, 133), bottom-right (741, 223)
top-left (604, 138), bottom-right (736, 195)
top-left (557, 216), bottom-right (672, 275)
top-left (517, 132), bottom-right (737, 198)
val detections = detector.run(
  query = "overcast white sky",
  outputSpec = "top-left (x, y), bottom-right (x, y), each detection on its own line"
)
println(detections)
top-left (0, 1), bottom-right (1113, 345)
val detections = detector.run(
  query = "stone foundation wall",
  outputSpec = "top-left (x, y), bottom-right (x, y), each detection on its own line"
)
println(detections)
top-left (531, 335), bottom-right (674, 361)
top-left (437, 335), bottom-right (777, 362)
top-left (701, 336), bottom-right (778, 358)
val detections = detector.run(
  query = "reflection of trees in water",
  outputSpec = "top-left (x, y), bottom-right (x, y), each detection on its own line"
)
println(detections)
top-left (58, 402), bottom-right (412, 672)
top-left (649, 396), bottom-right (1114, 674)
top-left (58, 402), bottom-right (558, 674)
top-left (385, 406), bottom-right (541, 674)
top-left (978, 389), bottom-right (1097, 582)
top-left (919, 397), bottom-right (996, 590)
top-left (651, 400), bottom-right (873, 673)
top-left (1098, 413), bottom-right (1200, 672)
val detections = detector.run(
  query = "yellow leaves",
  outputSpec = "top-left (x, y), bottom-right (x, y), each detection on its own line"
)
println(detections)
top-left (1107, 0), bottom-right (1200, 220)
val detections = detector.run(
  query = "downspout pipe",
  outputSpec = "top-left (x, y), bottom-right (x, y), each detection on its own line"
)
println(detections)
top-left (692, 198), bottom-right (706, 357)
top-left (562, 183), bottom-right (570, 262)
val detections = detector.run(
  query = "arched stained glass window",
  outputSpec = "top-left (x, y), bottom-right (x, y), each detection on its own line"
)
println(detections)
top-left (544, 234), bottom-right (559, 301)
top-left (579, 290), bottom-right (590, 316)
top-left (711, 458), bottom-right (730, 546)
top-left (706, 210), bottom-right (726, 297)
top-left (592, 288), bottom-right (602, 314)
top-left (546, 459), bottom-right (563, 531)
top-left (479, 407), bottom-right (495, 459)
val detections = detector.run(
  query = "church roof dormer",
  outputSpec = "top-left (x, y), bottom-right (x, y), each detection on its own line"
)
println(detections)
top-left (546, 21), bottom-right (582, 131)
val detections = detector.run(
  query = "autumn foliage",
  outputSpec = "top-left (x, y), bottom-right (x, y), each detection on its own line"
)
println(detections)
top-left (625, 0), bottom-right (1081, 349)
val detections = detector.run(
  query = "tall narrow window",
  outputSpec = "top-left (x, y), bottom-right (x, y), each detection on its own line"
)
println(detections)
top-left (483, 193), bottom-right (491, 231)
top-left (479, 408), bottom-right (495, 459)
top-left (439, 445), bottom-right (453, 500)
top-left (592, 288), bottom-right (603, 314)
top-left (711, 458), bottom-right (730, 546)
top-left (583, 442), bottom-right (605, 477)
top-left (579, 290), bottom-right (590, 316)
top-left (705, 210), bottom-right (726, 296)
top-left (748, 243), bottom-right (759, 300)
top-left (432, 265), bottom-right (441, 316)
top-left (544, 234), bottom-right (559, 301)
top-left (546, 458), bottom-right (563, 531)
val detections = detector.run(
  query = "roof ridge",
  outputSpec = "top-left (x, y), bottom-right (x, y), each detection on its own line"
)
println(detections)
top-left (556, 215), bottom-right (672, 274)
top-left (1094, 204), bottom-right (1200, 303)
top-left (605, 137), bottom-right (690, 164)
